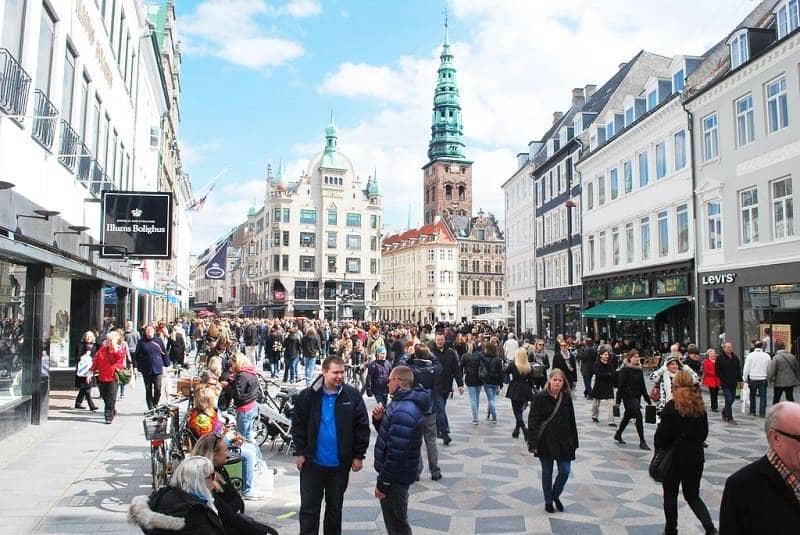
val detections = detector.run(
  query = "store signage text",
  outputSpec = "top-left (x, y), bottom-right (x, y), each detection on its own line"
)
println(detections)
top-left (701, 272), bottom-right (736, 285)
top-left (101, 191), bottom-right (173, 259)
top-left (76, 1), bottom-right (114, 89)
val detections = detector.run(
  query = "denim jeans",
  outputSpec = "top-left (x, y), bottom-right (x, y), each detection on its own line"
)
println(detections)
top-left (748, 379), bottom-right (768, 417)
top-left (304, 356), bottom-right (317, 386)
top-left (236, 406), bottom-right (259, 441)
top-left (467, 385), bottom-right (482, 421)
top-left (539, 457), bottom-right (571, 505)
top-left (380, 482), bottom-right (411, 535)
top-left (239, 440), bottom-right (262, 496)
top-left (722, 386), bottom-right (736, 420)
top-left (434, 393), bottom-right (449, 435)
top-left (484, 384), bottom-right (498, 420)
top-left (119, 382), bottom-right (127, 397)
top-left (291, 357), bottom-right (300, 382)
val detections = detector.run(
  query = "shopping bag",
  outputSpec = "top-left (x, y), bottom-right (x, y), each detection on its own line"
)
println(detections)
top-left (740, 383), bottom-right (750, 414)
top-left (250, 460), bottom-right (274, 497)
top-left (645, 404), bottom-right (657, 424)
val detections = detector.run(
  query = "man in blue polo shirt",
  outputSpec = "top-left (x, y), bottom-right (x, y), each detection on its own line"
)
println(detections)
top-left (292, 355), bottom-right (370, 535)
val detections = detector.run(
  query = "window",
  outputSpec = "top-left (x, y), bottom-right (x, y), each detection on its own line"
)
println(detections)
top-left (326, 232), bottom-right (336, 248)
top-left (272, 230), bottom-right (280, 246)
top-left (370, 214), bottom-right (378, 228)
top-left (729, 31), bottom-right (749, 69)
top-left (346, 212), bottom-right (361, 227)
top-left (273, 208), bottom-right (281, 222)
top-left (673, 69), bottom-right (685, 92)
top-left (702, 113), bottom-right (719, 160)
top-left (62, 47), bottom-right (77, 124)
top-left (346, 234), bottom-right (361, 250)
top-left (625, 106), bottom-right (635, 126)
top-left (647, 90), bottom-right (657, 111)
top-left (677, 204), bottom-right (689, 253)
top-left (598, 231), bottom-right (607, 268)
top-left (656, 141), bottom-right (667, 179)
top-left (346, 258), bottom-right (361, 273)
top-left (598, 176), bottom-right (606, 205)
top-left (300, 256), bottom-right (315, 272)
top-left (282, 208), bottom-right (290, 223)
top-left (472, 260), bottom-right (479, 272)
top-left (641, 217), bottom-right (651, 260)
top-left (638, 152), bottom-right (649, 187)
top-left (674, 130), bottom-right (687, 170)
top-left (586, 182), bottom-right (594, 210)
top-left (35, 6), bottom-right (56, 96)
top-left (610, 168), bottom-right (619, 200)
top-left (612, 227), bottom-right (620, 265)
top-left (300, 232), bottom-right (315, 248)
top-left (587, 235), bottom-right (595, 271)
top-left (282, 254), bottom-right (289, 270)
top-left (484, 281), bottom-right (491, 296)
top-left (496, 280), bottom-right (503, 296)
top-left (78, 72), bottom-right (89, 139)
top-left (370, 236), bottom-right (378, 251)
top-left (623, 161), bottom-right (633, 194)
top-left (625, 222), bottom-right (634, 263)
top-left (735, 95), bottom-right (755, 147)
top-left (605, 121), bottom-right (615, 141)
top-left (282, 231), bottom-right (289, 246)
top-left (327, 255), bottom-right (336, 273)
top-left (300, 209), bottom-right (316, 224)
top-left (428, 269), bottom-right (435, 285)
top-left (776, 0), bottom-right (800, 38)
top-left (429, 249), bottom-right (436, 262)
top-left (1, 0), bottom-right (26, 59)
top-left (472, 280), bottom-right (480, 295)
top-left (370, 259), bottom-right (378, 274)
top-left (327, 209), bottom-right (337, 225)
top-left (740, 187), bottom-right (760, 244)
top-left (658, 211), bottom-right (669, 257)
top-left (766, 77), bottom-right (789, 133)
top-left (772, 177), bottom-right (794, 239)
top-left (707, 201), bottom-right (723, 250)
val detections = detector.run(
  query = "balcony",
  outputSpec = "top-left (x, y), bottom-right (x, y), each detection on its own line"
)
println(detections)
top-left (0, 48), bottom-right (31, 117)
top-left (88, 161), bottom-right (116, 197)
top-left (76, 143), bottom-right (92, 185)
top-left (58, 120), bottom-right (80, 171)
top-left (31, 90), bottom-right (58, 150)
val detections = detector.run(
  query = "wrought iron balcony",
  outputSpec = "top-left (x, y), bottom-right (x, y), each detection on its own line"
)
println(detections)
top-left (31, 90), bottom-right (59, 150)
top-left (58, 120), bottom-right (80, 171)
top-left (0, 48), bottom-right (31, 117)
top-left (89, 161), bottom-right (112, 197)
top-left (76, 143), bottom-right (92, 185)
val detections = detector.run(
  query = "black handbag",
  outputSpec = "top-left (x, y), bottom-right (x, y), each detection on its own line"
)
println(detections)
top-left (649, 446), bottom-right (675, 482)
top-left (645, 404), bottom-right (657, 424)
top-left (612, 404), bottom-right (621, 418)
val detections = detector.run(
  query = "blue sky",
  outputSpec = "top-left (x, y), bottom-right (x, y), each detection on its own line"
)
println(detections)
top-left (177, 0), bottom-right (754, 253)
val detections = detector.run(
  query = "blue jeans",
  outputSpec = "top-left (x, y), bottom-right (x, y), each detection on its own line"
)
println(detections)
top-left (434, 393), bottom-right (449, 435)
top-left (119, 382), bottom-right (127, 397)
top-left (236, 406), bottom-right (259, 441)
top-left (288, 356), bottom-right (299, 382)
top-left (722, 386), bottom-right (736, 420)
top-left (240, 440), bottom-right (262, 495)
top-left (304, 356), bottom-right (317, 386)
top-left (539, 457), bottom-right (571, 505)
top-left (748, 379), bottom-right (768, 417)
top-left (484, 384), bottom-right (498, 420)
top-left (467, 385), bottom-right (482, 421)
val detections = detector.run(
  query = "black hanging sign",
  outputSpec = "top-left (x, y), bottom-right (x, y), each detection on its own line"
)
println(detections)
top-left (204, 244), bottom-right (227, 280)
top-left (100, 191), bottom-right (173, 258)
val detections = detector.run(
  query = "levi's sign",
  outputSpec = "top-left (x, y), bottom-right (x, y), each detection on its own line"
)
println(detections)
top-left (101, 191), bottom-right (173, 258)
top-left (701, 272), bottom-right (736, 285)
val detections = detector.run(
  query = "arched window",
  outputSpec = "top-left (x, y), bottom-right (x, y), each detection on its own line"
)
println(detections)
top-left (445, 184), bottom-right (453, 199)
top-left (458, 184), bottom-right (466, 200)
top-left (424, 186), bottom-right (429, 203)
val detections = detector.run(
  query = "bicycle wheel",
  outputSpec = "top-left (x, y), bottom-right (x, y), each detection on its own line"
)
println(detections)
top-left (150, 442), bottom-right (168, 490)
top-left (252, 414), bottom-right (269, 446)
top-left (167, 437), bottom-right (185, 479)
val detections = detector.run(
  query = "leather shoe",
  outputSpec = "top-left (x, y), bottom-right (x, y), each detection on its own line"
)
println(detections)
top-left (614, 433), bottom-right (626, 444)
top-left (443, 435), bottom-right (452, 446)
top-left (431, 472), bottom-right (442, 481)
top-left (553, 497), bottom-right (564, 511)
top-left (544, 503), bottom-right (555, 513)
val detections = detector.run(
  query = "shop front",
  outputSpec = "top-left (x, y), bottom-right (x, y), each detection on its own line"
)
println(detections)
top-left (582, 262), bottom-right (694, 354)
top-left (698, 263), bottom-right (800, 357)
top-left (537, 286), bottom-right (582, 345)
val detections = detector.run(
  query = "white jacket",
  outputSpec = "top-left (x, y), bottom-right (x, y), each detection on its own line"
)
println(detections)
top-left (76, 353), bottom-right (94, 378)
top-left (743, 349), bottom-right (771, 381)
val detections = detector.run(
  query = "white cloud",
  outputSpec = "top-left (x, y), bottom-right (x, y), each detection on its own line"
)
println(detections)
top-left (190, 179), bottom-right (265, 251)
top-left (317, 0), bottom-right (755, 229)
top-left (181, 0), bottom-right (305, 69)
top-left (282, 0), bottom-right (322, 17)
top-left (182, 138), bottom-right (225, 165)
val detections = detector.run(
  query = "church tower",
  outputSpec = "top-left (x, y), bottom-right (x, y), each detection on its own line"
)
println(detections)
top-left (422, 19), bottom-right (473, 225)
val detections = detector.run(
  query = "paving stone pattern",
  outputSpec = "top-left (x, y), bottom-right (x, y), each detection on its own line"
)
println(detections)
top-left (0, 372), bottom-right (776, 534)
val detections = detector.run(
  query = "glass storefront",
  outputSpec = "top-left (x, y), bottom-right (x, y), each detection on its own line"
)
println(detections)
top-left (49, 277), bottom-right (72, 369)
top-left (540, 304), bottom-right (553, 344)
top-left (742, 284), bottom-right (800, 353)
top-left (0, 260), bottom-right (30, 411)
top-left (706, 288), bottom-right (726, 349)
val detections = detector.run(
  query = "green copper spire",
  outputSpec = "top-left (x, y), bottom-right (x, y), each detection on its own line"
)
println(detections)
top-left (367, 168), bottom-right (381, 198)
top-left (427, 16), bottom-right (466, 162)
top-left (272, 159), bottom-right (284, 186)
top-left (321, 108), bottom-right (346, 168)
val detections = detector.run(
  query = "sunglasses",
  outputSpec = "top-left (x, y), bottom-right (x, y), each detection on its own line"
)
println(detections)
top-left (773, 428), bottom-right (800, 442)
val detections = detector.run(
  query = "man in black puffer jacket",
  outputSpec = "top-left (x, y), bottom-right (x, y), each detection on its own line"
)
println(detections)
top-left (372, 365), bottom-right (428, 535)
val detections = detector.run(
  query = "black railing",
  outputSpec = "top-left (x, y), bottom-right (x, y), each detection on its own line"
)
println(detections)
top-left (31, 90), bottom-right (59, 149)
top-left (76, 143), bottom-right (92, 185)
top-left (58, 120), bottom-right (80, 171)
top-left (90, 161), bottom-right (108, 196)
top-left (0, 48), bottom-right (31, 117)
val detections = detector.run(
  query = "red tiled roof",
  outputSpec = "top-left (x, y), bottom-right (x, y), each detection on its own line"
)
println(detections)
top-left (382, 220), bottom-right (456, 248)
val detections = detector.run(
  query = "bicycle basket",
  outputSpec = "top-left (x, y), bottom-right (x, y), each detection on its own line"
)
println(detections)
top-left (143, 418), bottom-right (170, 440)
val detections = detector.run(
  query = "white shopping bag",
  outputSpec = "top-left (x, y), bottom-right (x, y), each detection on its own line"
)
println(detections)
top-left (250, 460), bottom-right (274, 497)
top-left (740, 383), bottom-right (750, 414)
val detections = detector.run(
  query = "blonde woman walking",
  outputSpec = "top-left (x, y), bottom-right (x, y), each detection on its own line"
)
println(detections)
top-left (506, 348), bottom-right (534, 439)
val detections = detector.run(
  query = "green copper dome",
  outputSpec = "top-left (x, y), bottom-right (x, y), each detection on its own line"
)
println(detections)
top-left (367, 169), bottom-right (381, 198)
top-left (321, 109), bottom-right (347, 169)
top-left (428, 27), bottom-right (467, 162)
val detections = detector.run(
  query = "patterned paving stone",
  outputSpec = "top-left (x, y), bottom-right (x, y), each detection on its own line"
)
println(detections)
top-left (474, 514), bottom-right (527, 533)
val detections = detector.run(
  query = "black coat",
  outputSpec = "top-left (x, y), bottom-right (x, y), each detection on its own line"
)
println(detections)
top-left (461, 351), bottom-right (484, 386)
top-left (653, 401), bottom-right (708, 468)
top-left (615, 365), bottom-right (649, 407)
top-left (578, 345), bottom-right (597, 376)
top-left (552, 351), bottom-right (578, 385)
top-left (481, 354), bottom-right (505, 386)
top-left (230, 368), bottom-right (259, 408)
top-left (527, 390), bottom-right (578, 461)
top-left (505, 362), bottom-right (534, 402)
top-left (432, 346), bottom-right (463, 394)
top-left (715, 352), bottom-right (742, 389)
top-left (213, 466), bottom-right (277, 535)
top-left (720, 455), bottom-right (800, 534)
top-left (591, 360), bottom-right (616, 400)
top-left (167, 335), bottom-right (186, 366)
top-left (283, 332), bottom-right (301, 359)
top-left (300, 334), bottom-right (321, 358)
top-left (129, 487), bottom-right (225, 535)
top-left (291, 377), bottom-right (370, 467)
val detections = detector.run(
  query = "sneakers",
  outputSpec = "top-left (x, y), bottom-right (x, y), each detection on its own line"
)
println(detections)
top-left (243, 493), bottom-right (267, 501)
top-left (491, 417), bottom-right (497, 424)
top-left (591, 417), bottom-right (599, 423)
top-left (431, 472), bottom-right (442, 481)
top-left (472, 419), bottom-right (478, 426)
top-left (544, 503), bottom-right (555, 513)
top-left (639, 441), bottom-right (651, 451)
top-left (442, 435), bottom-right (452, 446)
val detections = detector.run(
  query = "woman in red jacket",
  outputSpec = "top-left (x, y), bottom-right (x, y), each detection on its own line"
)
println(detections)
top-left (91, 331), bottom-right (126, 424)
top-left (701, 348), bottom-right (721, 413)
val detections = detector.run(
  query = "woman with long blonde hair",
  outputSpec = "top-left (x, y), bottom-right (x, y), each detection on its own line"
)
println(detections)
top-left (654, 370), bottom-right (715, 535)
top-left (506, 348), bottom-right (534, 439)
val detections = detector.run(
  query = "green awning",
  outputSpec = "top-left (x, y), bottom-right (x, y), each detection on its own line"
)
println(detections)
top-left (581, 297), bottom-right (687, 320)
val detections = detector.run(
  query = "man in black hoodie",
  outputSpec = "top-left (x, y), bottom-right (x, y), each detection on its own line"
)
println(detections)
top-left (432, 332), bottom-right (463, 445)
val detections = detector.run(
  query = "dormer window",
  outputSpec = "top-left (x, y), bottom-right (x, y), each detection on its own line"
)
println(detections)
top-left (646, 90), bottom-right (657, 111)
top-left (625, 106), bottom-right (635, 126)
top-left (776, 0), bottom-right (800, 39)
top-left (729, 30), bottom-right (749, 69)
top-left (673, 69), bottom-right (685, 92)
top-left (605, 121), bottom-right (615, 141)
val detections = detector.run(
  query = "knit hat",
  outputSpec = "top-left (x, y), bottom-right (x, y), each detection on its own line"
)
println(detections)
top-left (376, 346), bottom-right (386, 355)
top-left (665, 355), bottom-right (681, 366)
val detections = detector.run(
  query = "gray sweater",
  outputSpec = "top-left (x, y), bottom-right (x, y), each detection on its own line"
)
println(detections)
top-left (768, 350), bottom-right (800, 387)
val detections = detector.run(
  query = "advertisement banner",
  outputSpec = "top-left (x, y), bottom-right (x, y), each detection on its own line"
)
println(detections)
top-left (204, 245), bottom-right (227, 280)
top-left (100, 191), bottom-right (173, 258)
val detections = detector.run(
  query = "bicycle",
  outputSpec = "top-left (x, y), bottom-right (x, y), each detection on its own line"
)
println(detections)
top-left (143, 399), bottom-right (193, 491)
top-left (345, 363), bottom-right (366, 395)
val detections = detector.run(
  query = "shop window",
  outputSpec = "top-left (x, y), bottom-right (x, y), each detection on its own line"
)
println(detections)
top-left (609, 278), bottom-right (649, 298)
top-left (706, 288), bottom-right (726, 349)
top-left (656, 275), bottom-right (688, 296)
top-left (0, 261), bottom-right (28, 409)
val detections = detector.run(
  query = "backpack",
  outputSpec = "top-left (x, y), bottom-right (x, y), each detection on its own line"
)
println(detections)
top-left (478, 358), bottom-right (489, 383)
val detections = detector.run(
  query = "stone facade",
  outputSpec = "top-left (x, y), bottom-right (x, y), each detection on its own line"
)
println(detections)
top-left (423, 159), bottom-right (472, 224)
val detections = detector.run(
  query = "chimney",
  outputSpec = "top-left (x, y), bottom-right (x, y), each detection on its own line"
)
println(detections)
top-left (572, 87), bottom-right (585, 107)
top-left (584, 84), bottom-right (597, 100)
top-left (553, 111), bottom-right (564, 124)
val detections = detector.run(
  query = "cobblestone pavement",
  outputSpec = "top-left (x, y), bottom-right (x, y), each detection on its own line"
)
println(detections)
top-left (0, 370), bottom-right (777, 534)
